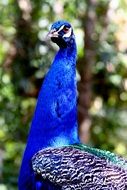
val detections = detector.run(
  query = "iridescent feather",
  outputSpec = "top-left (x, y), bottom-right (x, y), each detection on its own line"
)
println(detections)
top-left (32, 145), bottom-right (127, 190)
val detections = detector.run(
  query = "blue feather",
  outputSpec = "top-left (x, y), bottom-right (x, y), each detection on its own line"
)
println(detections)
top-left (18, 20), bottom-right (79, 190)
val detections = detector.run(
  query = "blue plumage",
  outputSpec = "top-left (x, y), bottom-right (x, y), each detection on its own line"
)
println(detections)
top-left (18, 20), bottom-right (79, 190)
top-left (18, 20), bottom-right (127, 190)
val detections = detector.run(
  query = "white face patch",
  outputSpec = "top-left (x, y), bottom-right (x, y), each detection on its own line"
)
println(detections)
top-left (48, 24), bottom-right (72, 39)
top-left (57, 25), bottom-right (65, 32)
top-left (57, 25), bottom-right (72, 38)
top-left (63, 27), bottom-right (72, 38)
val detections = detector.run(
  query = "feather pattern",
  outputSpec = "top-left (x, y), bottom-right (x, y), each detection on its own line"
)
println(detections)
top-left (32, 146), bottom-right (127, 190)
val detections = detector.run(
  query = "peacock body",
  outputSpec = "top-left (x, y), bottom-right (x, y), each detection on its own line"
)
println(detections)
top-left (19, 20), bottom-right (127, 190)
top-left (18, 20), bottom-right (79, 190)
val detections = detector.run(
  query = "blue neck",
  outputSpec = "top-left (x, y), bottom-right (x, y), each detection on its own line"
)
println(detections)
top-left (18, 38), bottom-right (79, 190)
top-left (28, 38), bottom-right (78, 148)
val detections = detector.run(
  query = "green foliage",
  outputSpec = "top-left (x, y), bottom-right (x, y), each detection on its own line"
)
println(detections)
top-left (0, 0), bottom-right (127, 189)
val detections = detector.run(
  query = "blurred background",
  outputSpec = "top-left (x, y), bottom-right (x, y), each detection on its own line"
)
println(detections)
top-left (0, 0), bottom-right (127, 189)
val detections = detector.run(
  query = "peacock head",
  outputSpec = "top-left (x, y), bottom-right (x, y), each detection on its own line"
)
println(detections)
top-left (47, 20), bottom-right (74, 47)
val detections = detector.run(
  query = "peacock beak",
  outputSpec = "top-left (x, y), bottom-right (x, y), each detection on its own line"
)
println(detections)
top-left (47, 29), bottom-right (59, 38)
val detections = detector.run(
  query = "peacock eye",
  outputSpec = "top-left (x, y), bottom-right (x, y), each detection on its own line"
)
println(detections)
top-left (63, 26), bottom-right (69, 33)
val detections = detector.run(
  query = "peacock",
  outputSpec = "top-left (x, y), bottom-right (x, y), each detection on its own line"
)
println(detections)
top-left (18, 20), bottom-right (127, 190)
